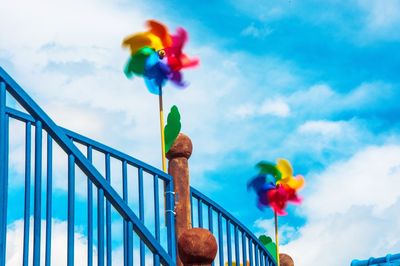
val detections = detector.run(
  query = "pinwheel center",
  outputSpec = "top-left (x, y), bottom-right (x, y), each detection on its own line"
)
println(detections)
top-left (157, 49), bottom-right (166, 59)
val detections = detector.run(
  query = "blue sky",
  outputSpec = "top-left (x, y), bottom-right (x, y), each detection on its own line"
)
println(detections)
top-left (1, 0), bottom-right (400, 265)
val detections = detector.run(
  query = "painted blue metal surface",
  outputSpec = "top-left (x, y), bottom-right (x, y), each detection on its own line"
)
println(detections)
top-left (138, 167), bottom-right (145, 266)
top-left (105, 153), bottom-right (112, 266)
top-left (45, 135), bottom-right (53, 266)
top-left (227, 219), bottom-right (232, 266)
top-left (87, 146), bottom-right (94, 266)
top-left (68, 154), bottom-right (75, 266)
top-left (33, 120), bottom-right (42, 266)
top-left (0, 81), bottom-right (7, 266)
top-left (351, 253), bottom-right (400, 266)
top-left (23, 122), bottom-right (31, 266)
top-left (191, 188), bottom-right (277, 266)
top-left (98, 187), bottom-right (105, 266)
top-left (122, 160), bottom-right (128, 266)
top-left (218, 212), bottom-right (224, 265)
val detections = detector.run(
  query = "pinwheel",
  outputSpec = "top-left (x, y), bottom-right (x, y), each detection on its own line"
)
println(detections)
top-left (122, 20), bottom-right (198, 172)
top-left (247, 158), bottom-right (304, 266)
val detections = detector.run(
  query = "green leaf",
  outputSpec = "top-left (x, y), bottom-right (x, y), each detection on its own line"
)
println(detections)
top-left (164, 105), bottom-right (181, 153)
top-left (259, 235), bottom-right (277, 263)
top-left (259, 235), bottom-right (272, 245)
top-left (256, 161), bottom-right (282, 181)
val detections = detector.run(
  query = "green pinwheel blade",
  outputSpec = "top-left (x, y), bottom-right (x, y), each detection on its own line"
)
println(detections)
top-left (124, 47), bottom-right (154, 78)
top-left (256, 161), bottom-right (282, 181)
top-left (164, 105), bottom-right (181, 153)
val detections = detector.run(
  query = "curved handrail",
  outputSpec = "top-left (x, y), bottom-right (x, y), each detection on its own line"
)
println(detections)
top-left (191, 187), bottom-right (276, 265)
top-left (351, 253), bottom-right (400, 266)
top-left (0, 67), bottom-right (176, 265)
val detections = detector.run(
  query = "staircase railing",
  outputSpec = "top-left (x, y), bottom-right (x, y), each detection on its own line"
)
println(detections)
top-left (191, 188), bottom-right (276, 266)
top-left (0, 67), bottom-right (176, 265)
top-left (0, 66), bottom-right (277, 266)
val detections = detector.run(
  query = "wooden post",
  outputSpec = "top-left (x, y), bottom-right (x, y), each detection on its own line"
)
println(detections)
top-left (166, 133), bottom-right (217, 266)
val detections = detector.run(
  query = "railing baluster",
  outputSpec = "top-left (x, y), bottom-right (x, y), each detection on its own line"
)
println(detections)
top-left (122, 161), bottom-right (128, 266)
top-left (127, 221), bottom-right (133, 266)
top-left (226, 220), bottom-right (232, 266)
top-left (263, 252), bottom-right (267, 266)
top-left (208, 206), bottom-right (214, 266)
top-left (138, 167), bottom-right (145, 266)
top-left (248, 238), bottom-right (254, 266)
top-left (166, 179), bottom-right (176, 263)
top-left (242, 232), bottom-right (247, 266)
top-left (190, 189), bottom-right (276, 266)
top-left (33, 120), bottom-right (42, 266)
top-left (208, 206), bottom-right (213, 233)
top-left (0, 81), bottom-right (6, 266)
top-left (45, 135), bottom-right (53, 266)
top-left (154, 254), bottom-right (160, 266)
top-left (68, 154), bottom-right (75, 266)
top-left (254, 245), bottom-right (259, 266)
top-left (218, 212), bottom-right (224, 266)
top-left (98, 188), bottom-right (105, 266)
top-left (198, 199), bottom-right (203, 228)
top-left (87, 146), bottom-right (93, 266)
top-left (234, 226), bottom-right (240, 266)
top-left (154, 175), bottom-right (160, 241)
top-left (105, 153), bottom-right (111, 266)
top-left (259, 250), bottom-right (264, 266)
top-left (154, 174), bottom-right (161, 266)
top-left (23, 122), bottom-right (31, 266)
top-left (190, 193), bottom-right (194, 227)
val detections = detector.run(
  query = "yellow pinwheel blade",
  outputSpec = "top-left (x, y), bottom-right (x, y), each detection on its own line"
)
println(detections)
top-left (287, 175), bottom-right (305, 190)
top-left (276, 158), bottom-right (293, 181)
top-left (122, 32), bottom-right (164, 55)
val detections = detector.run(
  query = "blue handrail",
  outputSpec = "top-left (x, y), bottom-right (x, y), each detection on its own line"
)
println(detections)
top-left (351, 253), bottom-right (400, 266)
top-left (191, 187), bottom-right (277, 266)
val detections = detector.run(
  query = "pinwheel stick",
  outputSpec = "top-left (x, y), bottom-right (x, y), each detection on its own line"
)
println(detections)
top-left (158, 86), bottom-right (167, 172)
top-left (275, 211), bottom-right (280, 266)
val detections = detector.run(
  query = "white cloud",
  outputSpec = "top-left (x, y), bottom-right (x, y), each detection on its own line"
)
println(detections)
top-left (358, 0), bottom-right (400, 36)
top-left (298, 120), bottom-right (347, 136)
top-left (233, 98), bottom-right (290, 119)
top-left (0, 0), bottom-right (302, 186)
top-left (241, 23), bottom-right (273, 38)
top-left (5, 218), bottom-right (156, 265)
top-left (6, 218), bottom-right (97, 266)
top-left (276, 145), bottom-right (400, 265)
top-left (260, 98), bottom-right (290, 117)
top-left (289, 82), bottom-right (394, 118)
top-left (254, 218), bottom-right (298, 245)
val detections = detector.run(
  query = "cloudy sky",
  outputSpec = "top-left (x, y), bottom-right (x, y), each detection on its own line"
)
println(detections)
top-left (1, 0), bottom-right (400, 265)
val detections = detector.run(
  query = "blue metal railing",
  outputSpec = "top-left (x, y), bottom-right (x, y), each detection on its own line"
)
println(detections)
top-left (191, 188), bottom-right (277, 266)
top-left (0, 67), bottom-right (176, 265)
top-left (0, 66), bottom-right (277, 265)
top-left (351, 253), bottom-right (400, 266)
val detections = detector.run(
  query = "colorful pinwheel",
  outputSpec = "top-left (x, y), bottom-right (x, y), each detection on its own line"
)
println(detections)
top-left (122, 20), bottom-right (198, 172)
top-left (247, 159), bottom-right (304, 215)
top-left (247, 158), bottom-right (304, 266)
top-left (122, 20), bottom-right (199, 94)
